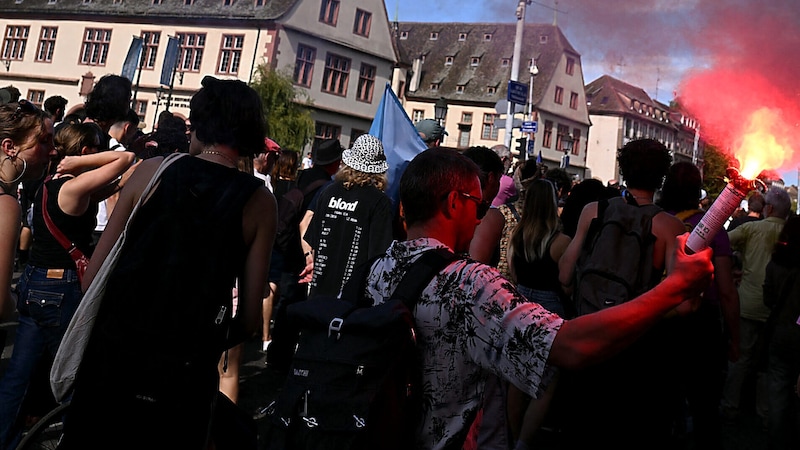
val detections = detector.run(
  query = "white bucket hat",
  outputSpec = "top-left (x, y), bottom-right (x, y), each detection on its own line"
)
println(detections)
top-left (341, 134), bottom-right (388, 174)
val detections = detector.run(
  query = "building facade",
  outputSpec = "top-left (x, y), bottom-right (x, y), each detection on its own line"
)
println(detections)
top-left (0, 0), bottom-right (396, 148)
top-left (393, 22), bottom-right (591, 179)
top-left (584, 74), bottom-right (704, 184)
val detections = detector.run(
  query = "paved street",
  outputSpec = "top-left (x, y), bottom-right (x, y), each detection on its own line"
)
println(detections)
top-left (1, 270), bottom-right (770, 449)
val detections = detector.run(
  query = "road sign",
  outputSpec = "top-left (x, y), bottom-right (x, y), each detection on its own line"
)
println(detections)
top-left (494, 99), bottom-right (526, 115)
top-left (507, 80), bottom-right (528, 105)
top-left (493, 117), bottom-right (523, 129)
top-left (521, 120), bottom-right (538, 133)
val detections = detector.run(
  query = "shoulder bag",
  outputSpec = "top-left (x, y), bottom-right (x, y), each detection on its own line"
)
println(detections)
top-left (50, 153), bottom-right (188, 402)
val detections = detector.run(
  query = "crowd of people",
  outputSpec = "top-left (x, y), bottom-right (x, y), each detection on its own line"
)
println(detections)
top-left (0, 75), bottom-right (797, 450)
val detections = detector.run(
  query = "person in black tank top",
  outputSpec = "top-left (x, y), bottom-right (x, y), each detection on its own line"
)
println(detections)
top-left (59, 76), bottom-right (277, 450)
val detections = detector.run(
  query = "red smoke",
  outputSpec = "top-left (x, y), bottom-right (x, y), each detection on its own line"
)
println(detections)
top-left (677, 3), bottom-right (800, 177)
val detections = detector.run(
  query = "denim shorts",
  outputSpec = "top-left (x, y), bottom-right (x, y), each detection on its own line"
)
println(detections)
top-left (16, 265), bottom-right (82, 329)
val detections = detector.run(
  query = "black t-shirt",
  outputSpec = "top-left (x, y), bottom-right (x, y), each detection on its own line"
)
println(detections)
top-left (304, 181), bottom-right (394, 297)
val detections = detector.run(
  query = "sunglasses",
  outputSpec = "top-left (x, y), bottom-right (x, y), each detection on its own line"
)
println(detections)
top-left (12, 99), bottom-right (42, 121)
top-left (458, 191), bottom-right (490, 219)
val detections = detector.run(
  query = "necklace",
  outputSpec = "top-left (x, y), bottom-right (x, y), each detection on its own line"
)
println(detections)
top-left (201, 150), bottom-right (238, 168)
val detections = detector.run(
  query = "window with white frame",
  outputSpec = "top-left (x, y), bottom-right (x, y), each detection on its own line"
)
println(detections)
top-left (177, 32), bottom-right (205, 72)
top-left (141, 31), bottom-right (160, 70)
top-left (482, 113), bottom-right (498, 140)
top-left (217, 34), bottom-right (243, 75)
top-left (79, 28), bottom-right (111, 66)
top-left (36, 26), bottom-right (57, 62)
top-left (2, 25), bottom-right (29, 62)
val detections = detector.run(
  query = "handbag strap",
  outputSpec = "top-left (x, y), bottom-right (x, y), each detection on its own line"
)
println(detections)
top-left (119, 152), bottom-right (189, 236)
top-left (41, 176), bottom-right (88, 263)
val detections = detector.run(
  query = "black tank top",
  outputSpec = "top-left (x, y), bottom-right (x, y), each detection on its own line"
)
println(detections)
top-left (511, 234), bottom-right (561, 291)
top-left (29, 177), bottom-right (98, 269)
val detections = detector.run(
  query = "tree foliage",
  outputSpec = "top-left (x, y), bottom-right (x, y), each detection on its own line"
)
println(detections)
top-left (250, 65), bottom-right (315, 152)
top-left (701, 144), bottom-right (736, 201)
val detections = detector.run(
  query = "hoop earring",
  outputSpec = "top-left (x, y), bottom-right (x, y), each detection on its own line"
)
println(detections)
top-left (0, 156), bottom-right (27, 185)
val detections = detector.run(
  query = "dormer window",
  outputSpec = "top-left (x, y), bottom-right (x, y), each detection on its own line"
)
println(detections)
top-left (539, 35), bottom-right (548, 44)
top-left (458, 33), bottom-right (467, 41)
top-left (501, 58), bottom-right (510, 67)
top-left (445, 56), bottom-right (454, 66)
top-left (456, 85), bottom-right (465, 94)
top-left (430, 32), bottom-right (438, 40)
top-left (400, 31), bottom-right (408, 40)
top-left (487, 86), bottom-right (497, 95)
top-left (483, 33), bottom-right (492, 41)
top-left (470, 57), bottom-right (480, 67)
top-left (430, 83), bottom-right (440, 91)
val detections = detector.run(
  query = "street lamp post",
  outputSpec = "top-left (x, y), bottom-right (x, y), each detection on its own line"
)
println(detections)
top-left (434, 97), bottom-right (448, 126)
top-left (560, 133), bottom-right (573, 169)
top-left (527, 60), bottom-right (538, 159)
top-left (504, 0), bottom-right (530, 150)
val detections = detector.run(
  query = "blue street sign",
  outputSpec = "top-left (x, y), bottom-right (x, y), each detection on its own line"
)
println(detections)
top-left (527, 139), bottom-right (535, 157)
top-left (521, 120), bottom-right (538, 133)
top-left (507, 80), bottom-right (528, 105)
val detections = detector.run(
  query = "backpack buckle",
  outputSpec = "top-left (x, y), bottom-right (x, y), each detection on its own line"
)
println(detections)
top-left (328, 317), bottom-right (344, 339)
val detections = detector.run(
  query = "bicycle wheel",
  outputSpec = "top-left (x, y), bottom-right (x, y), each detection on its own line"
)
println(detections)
top-left (15, 401), bottom-right (69, 450)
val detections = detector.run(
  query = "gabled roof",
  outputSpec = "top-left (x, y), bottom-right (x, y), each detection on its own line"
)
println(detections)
top-left (0, 0), bottom-right (296, 22)
top-left (586, 74), bottom-right (673, 125)
top-left (395, 22), bottom-right (579, 104)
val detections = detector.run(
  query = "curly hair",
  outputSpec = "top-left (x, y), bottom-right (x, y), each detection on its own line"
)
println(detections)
top-left (189, 76), bottom-right (267, 158)
top-left (335, 164), bottom-right (388, 191)
top-left (84, 75), bottom-right (132, 127)
top-left (617, 138), bottom-right (672, 191)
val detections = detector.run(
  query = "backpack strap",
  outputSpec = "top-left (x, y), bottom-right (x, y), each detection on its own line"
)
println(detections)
top-left (390, 248), bottom-right (457, 311)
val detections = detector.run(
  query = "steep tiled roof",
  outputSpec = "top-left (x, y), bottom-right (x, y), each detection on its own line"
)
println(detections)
top-left (0, 0), bottom-right (296, 22)
top-left (586, 74), bottom-right (672, 125)
top-left (395, 22), bottom-right (578, 104)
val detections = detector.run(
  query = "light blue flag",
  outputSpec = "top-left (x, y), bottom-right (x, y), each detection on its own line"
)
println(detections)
top-left (120, 36), bottom-right (143, 82)
top-left (160, 36), bottom-right (181, 87)
top-left (536, 150), bottom-right (543, 165)
top-left (369, 83), bottom-right (427, 207)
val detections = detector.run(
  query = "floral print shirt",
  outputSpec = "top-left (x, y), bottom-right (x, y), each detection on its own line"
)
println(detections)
top-left (364, 238), bottom-right (563, 450)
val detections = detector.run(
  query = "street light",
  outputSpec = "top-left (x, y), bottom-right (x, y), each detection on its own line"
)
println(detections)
top-left (527, 60), bottom-right (538, 120)
top-left (434, 97), bottom-right (448, 125)
top-left (560, 133), bottom-right (574, 169)
top-left (562, 133), bottom-right (574, 153)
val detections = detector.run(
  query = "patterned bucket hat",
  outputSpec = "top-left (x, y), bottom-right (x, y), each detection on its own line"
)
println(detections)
top-left (341, 134), bottom-right (388, 174)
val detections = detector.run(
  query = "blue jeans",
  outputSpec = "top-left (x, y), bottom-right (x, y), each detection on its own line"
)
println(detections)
top-left (0, 265), bottom-right (82, 450)
top-left (516, 285), bottom-right (565, 316)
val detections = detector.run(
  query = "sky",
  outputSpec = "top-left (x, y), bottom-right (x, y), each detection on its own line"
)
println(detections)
top-left (390, 0), bottom-right (800, 186)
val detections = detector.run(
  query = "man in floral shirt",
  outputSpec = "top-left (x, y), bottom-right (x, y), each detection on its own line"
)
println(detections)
top-left (364, 148), bottom-right (714, 450)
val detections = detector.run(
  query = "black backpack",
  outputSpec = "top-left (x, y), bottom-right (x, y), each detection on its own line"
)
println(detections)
top-left (265, 248), bottom-right (457, 450)
top-left (574, 193), bottom-right (662, 315)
